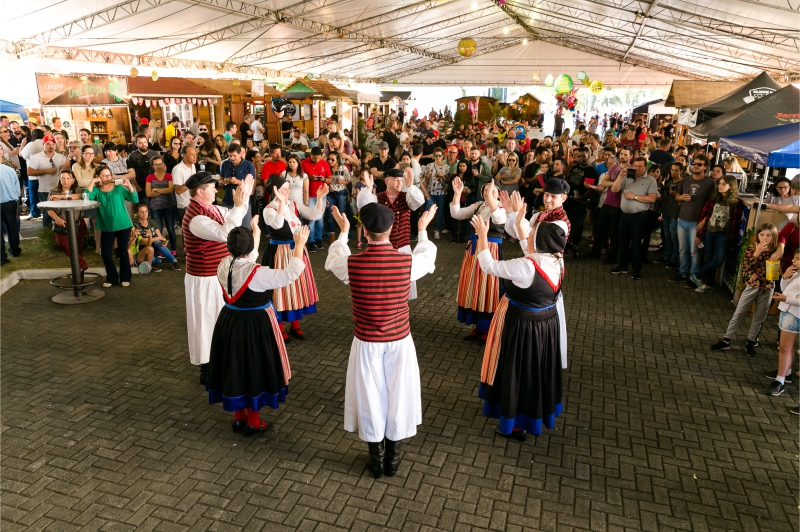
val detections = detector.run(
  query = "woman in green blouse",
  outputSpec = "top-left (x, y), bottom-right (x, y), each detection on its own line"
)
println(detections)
top-left (85, 165), bottom-right (139, 287)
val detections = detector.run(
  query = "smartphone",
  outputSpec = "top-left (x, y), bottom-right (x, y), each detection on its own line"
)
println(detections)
top-left (626, 168), bottom-right (636, 179)
top-left (399, 162), bottom-right (410, 169)
top-left (114, 178), bottom-right (123, 185)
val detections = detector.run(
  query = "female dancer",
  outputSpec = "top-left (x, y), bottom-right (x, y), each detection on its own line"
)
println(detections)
top-left (472, 202), bottom-right (568, 441)
top-left (262, 174), bottom-right (329, 341)
top-left (450, 177), bottom-right (506, 341)
top-left (207, 218), bottom-right (310, 436)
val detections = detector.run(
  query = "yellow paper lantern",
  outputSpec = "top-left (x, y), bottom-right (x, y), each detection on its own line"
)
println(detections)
top-left (532, 71), bottom-right (540, 83)
top-left (232, 78), bottom-right (241, 86)
top-left (457, 37), bottom-right (477, 58)
top-left (590, 80), bottom-right (604, 94)
top-left (151, 70), bottom-right (158, 81)
top-left (129, 67), bottom-right (138, 78)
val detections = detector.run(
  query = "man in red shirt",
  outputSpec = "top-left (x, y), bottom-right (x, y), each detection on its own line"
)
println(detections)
top-left (260, 143), bottom-right (286, 182)
top-left (301, 146), bottom-right (332, 249)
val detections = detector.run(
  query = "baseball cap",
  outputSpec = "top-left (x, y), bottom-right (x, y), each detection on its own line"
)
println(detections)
top-left (42, 135), bottom-right (56, 144)
top-left (378, 141), bottom-right (389, 150)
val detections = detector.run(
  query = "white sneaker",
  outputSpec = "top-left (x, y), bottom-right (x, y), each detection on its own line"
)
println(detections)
top-left (434, 231), bottom-right (440, 239)
top-left (441, 228), bottom-right (450, 234)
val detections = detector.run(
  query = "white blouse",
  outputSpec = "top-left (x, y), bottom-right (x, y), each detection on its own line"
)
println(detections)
top-left (450, 202), bottom-right (507, 224)
top-left (218, 255), bottom-right (306, 295)
top-left (477, 249), bottom-right (563, 289)
top-left (281, 172), bottom-right (307, 205)
top-left (263, 199), bottom-right (322, 233)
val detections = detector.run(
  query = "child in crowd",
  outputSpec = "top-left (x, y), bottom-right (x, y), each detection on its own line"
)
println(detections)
top-left (766, 250), bottom-right (800, 403)
top-left (711, 222), bottom-right (779, 357)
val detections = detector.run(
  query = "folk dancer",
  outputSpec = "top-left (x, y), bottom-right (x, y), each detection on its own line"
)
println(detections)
top-left (325, 202), bottom-right (438, 478)
top-left (182, 172), bottom-right (254, 385)
top-left (449, 177), bottom-right (507, 342)
top-left (207, 220), bottom-right (310, 436)
top-left (472, 204), bottom-right (569, 441)
top-left (357, 168), bottom-right (425, 299)
top-left (261, 174), bottom-right (329, 341)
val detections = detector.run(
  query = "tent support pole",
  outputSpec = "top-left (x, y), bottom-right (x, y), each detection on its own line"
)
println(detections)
top-left (753, 166), bottom-right (770, 230)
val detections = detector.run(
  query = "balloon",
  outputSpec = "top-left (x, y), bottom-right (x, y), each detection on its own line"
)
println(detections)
top-left (271, 97), bottom-right (296, 119)
top-left (151, 70), bottom-right (158, 81)
top-left (515, 125), bottom-right (526, 140)
top-left (468, 101), bottom-right (475, 115)
top-left (129, 67), bottom-right (138, 78)
top-left (577, 70), bottom-right (587, 81)
top-left (554, 74), bottom-right (573, 94)
top-left (457, 38), bottom-right (477, 58)
top-left (590, 80), bottom-right (604, 94)
top-left (544, 74), bottom-right (554, 87)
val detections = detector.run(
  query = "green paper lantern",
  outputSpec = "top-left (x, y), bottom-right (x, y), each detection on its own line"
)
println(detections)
top-left (554, 74), bottom-right (574, 94)
top-left (544, 74), bottom-right (554, 87)
top-left (577, 70), bottom-right (587, 81)
top-left (393, 79), bottom-right (398, 84)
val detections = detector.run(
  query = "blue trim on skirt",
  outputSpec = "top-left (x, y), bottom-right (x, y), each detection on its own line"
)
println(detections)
top-left (270, 238), bottom-right (295, 249)
top-left (225, 301), bottom-right (273, 311)
top-left (208, 386), bottom-right (289, 413)
top-left (468, 234), bottom-right (502, 254)
top-left (507, 299), bottom-right (555, 312)
top-left (457, 308), bottom-right (493, 332)
top-left (478, 382), bottom-right (562, 435)
top-left (275, 302), bottom-right (317, 323)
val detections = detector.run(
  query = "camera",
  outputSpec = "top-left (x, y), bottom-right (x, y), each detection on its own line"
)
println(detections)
top-left (114, 178), bottom-right (123, 185)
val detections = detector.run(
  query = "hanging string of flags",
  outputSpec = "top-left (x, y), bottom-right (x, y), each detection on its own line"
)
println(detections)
top-left (133, 97), bottom-right (219, 107)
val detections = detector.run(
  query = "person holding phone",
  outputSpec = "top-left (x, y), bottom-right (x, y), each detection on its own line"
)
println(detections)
top-left (85, 165), bottom-right (139, 287)
top-left (563, 146), bottom-right (599, 259)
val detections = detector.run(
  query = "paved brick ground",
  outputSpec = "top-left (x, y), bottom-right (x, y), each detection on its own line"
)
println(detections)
top-left (2, 234), bottom-right (798, 532)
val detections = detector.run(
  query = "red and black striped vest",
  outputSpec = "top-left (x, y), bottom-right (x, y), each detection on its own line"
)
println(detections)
top-left (183, 200), bottom-right (229, 277)
top-left (377, 192), bottom-right (411, 250)
top-left (347, 244), bottom-right (413, 342)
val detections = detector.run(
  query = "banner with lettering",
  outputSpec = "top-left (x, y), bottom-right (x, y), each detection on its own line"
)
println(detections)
top-left (37, 75), bottom-right (129, 106)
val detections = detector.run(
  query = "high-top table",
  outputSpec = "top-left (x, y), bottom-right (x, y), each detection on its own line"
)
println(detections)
top-left (37, 199), bottom-right (105, 304)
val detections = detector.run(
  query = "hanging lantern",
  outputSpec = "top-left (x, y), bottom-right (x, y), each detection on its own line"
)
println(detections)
top-left (305, 73), bottom-right (314, 80)
top-left (532, 71), bottom-right (540, 83)
top-left (457, 37), bottom-right (477, 58)
top-left (554, 74), bottom-right (574, 94)
top-left (590, 80), bottom-right (604, 94)
top-left (583, 77), bottom-right (592, 87)
top-left (577, 70), bottom-right (587, 81)
top-left (151, 70), bottom-right (158, 82)
top-left (129, 67), bottom-right (138, 78)
top-left (232, 78), bottom-right (241, 87)
top-left (544, 73), bottom-right (554, 87)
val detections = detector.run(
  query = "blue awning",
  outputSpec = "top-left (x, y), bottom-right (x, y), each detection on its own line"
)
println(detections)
top-left (718, 123), bottom-right (800, 168)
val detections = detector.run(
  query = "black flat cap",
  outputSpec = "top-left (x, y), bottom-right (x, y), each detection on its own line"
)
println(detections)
top-left (543, 177), bottom-right (570, 195)
top-left (384, 168), bottom-right (404, 179)
top-left (360, 203), bottom-right (394, 233)
top-left (185, 171), bottom-right (215, 189)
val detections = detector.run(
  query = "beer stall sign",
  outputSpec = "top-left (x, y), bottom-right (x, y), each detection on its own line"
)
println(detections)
top-left (37, 75), bottom-right (129, 106)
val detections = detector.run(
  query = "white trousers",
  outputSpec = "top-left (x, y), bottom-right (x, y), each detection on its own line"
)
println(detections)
top-left (557, 292), bottom-right (567, 369)
top-left (344, 335), bottom-right (422, 442)
top-left (185, 274), bottom-right (224, 365)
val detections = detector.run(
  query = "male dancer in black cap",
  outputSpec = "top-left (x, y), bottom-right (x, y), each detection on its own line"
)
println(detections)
top-left (324, 202), bottom-right (438, 479)
top-left (182, 171), bottom-right (254, 385)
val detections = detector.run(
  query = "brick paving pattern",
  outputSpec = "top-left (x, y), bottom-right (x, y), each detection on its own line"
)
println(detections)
top-left (2, 235), bottom-right (798, 531)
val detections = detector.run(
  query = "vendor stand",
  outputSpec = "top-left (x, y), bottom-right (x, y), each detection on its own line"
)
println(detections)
top-left (127, 77), bottom-right (218, 140)
top-left (715, 124), bottom-right (799, 298)
top-left (283, 79), bottom-right (352, 140)
top-left (192, 79), bottom-right (282, 141)
top-left (509, 93), bottom-right (541, 123)
top-left (36, 74), bottom-right (132, 145)
top-left (665, 80), bottom-right (744, 146)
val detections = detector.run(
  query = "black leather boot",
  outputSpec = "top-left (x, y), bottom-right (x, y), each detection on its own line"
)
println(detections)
top-left (384, 439), bottom-right (402, 477)
top-left (366, 441), bottom-right (385, 479)
top-left (199, 363), bottom-right (209, 386)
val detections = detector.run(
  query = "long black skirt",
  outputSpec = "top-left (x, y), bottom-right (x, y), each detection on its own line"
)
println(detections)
top-left (207, 307), bottom-right (288, 412)
top-left (479, 305), bottom-right (562, 435)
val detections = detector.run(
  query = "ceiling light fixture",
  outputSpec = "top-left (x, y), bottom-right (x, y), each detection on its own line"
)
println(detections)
top-left (503, 26), bottom-right (509, 34)
top-left (523, 38), bottom-right (528, 45)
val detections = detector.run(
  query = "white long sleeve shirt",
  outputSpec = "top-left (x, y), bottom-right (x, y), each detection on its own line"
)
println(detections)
top-left (263, 199), bottom-right (323, 233)
top-left (477, 249), bottom-right (562, 289)
top-left (450, 202), bottom-right (507, 224)
top-left (356, 184), bottom-right (424, 211)
top-left (188, 203), bottom-right (257, 261)
top-left (325, 232), bottom-right (437, 284)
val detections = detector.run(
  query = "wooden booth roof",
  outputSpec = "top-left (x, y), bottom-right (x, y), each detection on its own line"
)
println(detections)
top-left (191, 79), bottom-right (281, 98)
top-left (128, 77), bottom-right (217, 96)
top-left (665, 81), bottom-right (745, 109)
top-left (283, 79), bottom-right (350, 99)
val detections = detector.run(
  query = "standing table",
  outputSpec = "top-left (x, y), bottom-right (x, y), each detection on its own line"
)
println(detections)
top-left (37, 199), bottom-right (105, 304)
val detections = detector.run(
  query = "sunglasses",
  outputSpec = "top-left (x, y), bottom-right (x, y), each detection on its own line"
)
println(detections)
top-left (691, 162), bottom-right (704, 166)
top-left (434, 154), bottom-right (442, 158)
top-left (49, 158), bottom-right (56, 168)
top-left (199, 129), bottom-right (208, 132)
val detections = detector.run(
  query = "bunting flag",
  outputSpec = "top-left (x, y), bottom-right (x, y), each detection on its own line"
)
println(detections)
top-left (192, 98), bottom-right (197, 104)
top-left (203, 99), bottom-right (207, 107)
top-left (145, 99), bottom-right (150, 107)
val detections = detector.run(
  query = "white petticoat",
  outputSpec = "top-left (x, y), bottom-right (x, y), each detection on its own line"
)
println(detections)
top-left (185, 274), bottom-right (225, 365)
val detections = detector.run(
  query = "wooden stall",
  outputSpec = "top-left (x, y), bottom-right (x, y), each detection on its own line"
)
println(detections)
top-left (509, 93), bottom-right (542, 122)
top-left (36, 74), bottom-right (133, 145)
top-left (454, 95), bottom-right (498, 123)
top-left (192, 79), bottom-right (282, 142)
top-left (127, 77), bottom-right (219, 143)
top-left (283, 79), bottom-right (353, 139)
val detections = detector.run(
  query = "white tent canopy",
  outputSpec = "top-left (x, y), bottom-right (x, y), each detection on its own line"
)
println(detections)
top-left (2, 0), bottom-right (798, 87)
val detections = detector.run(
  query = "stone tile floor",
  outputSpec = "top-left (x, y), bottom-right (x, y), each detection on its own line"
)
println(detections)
top-left (2, 235), bottom-right (798, 531)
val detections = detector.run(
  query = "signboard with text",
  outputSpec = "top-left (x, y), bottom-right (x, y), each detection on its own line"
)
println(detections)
top-left (37, 75), bottom-right (129, 106)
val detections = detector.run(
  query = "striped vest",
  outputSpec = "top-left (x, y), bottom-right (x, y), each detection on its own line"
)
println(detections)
top-left (377, 192), bottom-right (411, 250)
top-left (183, 200), bottom-right (229, 277)
top-left (347, 244), bottom-right (413, 342)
